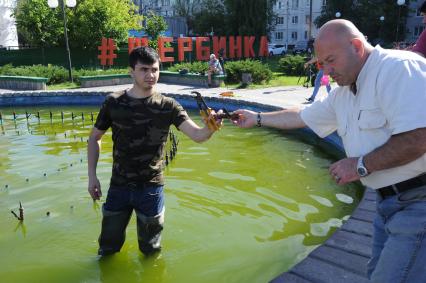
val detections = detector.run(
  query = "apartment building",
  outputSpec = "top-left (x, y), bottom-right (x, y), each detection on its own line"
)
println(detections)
top-left (270, 0), bottom-right (325, 48)
top-left (0, 0), bottom-right (19, 49)
top-left (406, 0), bottom-right (425, 43)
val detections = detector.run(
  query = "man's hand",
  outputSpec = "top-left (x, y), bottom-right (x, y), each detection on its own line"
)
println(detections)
top-left (202, 109), bottom-right (223, 132)
top-left (329, 157), bottom-right (360, 185)
top-left (88, 176), bottom-right (102, 200)
top-left (231, 109), bottom-right (257, 128)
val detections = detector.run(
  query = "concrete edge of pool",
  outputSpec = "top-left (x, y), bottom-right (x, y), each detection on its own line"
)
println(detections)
top-left (0, 89), bottom-right (375, 283)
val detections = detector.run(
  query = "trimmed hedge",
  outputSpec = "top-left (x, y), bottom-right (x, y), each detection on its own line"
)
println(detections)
top-left (167, 61), bottom-right (208, 74)
top-left (278, 55), bottom-right (314, 76)
top-left (0, 64), bottom-right (129, 85)
top-left (224, 60), bottom-right (272, 84)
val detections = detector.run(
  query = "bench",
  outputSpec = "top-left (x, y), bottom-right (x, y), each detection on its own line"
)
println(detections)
top-left (0, 75), bottom-right (48, 90)
top-left (159, 71), bottom-right (226, 87)
top-left (79, 74), bottom-right (132, 88)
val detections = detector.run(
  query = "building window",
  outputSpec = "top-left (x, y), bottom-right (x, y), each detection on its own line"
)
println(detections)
top-left (291, 31), bottom-right (298, 40)
top-left (292, 0), bottom-right (299, 10)
top-left (322, 0), bottom-right (327, 6)
top-left (276, 17), bottom-right (284, 25)
top-left (304, 30), bottom-right (308, 39)
top-left (292, 16), bottom-right (298, 24)
top-left (305, 15), bottom-right (310, 24)
top-left (276, 32), bottom-right (284, 40)
top-left (278, 2), bottom-right (282, 9)
top-left (306, 0), bottom-right (310, 6)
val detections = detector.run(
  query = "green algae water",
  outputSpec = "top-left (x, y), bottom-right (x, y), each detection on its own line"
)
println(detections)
top-left (0, 106), bottom-right (362, 283)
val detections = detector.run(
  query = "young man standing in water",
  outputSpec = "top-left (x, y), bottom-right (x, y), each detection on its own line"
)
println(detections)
top-left (87, 46), bottom-right (221, 256)
top-left (233, 20), bottom-right (426, 282)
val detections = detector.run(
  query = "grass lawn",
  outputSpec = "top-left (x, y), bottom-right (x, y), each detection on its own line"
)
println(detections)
top-left (47, 81), bottom-right (80, 90)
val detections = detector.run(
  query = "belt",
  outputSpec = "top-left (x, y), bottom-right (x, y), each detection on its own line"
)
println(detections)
top-left (377, 174), bottom-right (426, 199)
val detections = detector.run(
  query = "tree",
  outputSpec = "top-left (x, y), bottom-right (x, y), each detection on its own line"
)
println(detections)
top-left (14, 0), bottom-right (63, 47)
top-left (192, 0), bottom-right (226, 36)
top-left (224, 0), bottom-right (277, 36)
top-left (314, 0), bottom-right (409, 45)
top-left (14, 0), bottom-right (142, 49)
top-left (174, 0), bottom-right (202, 34)
top-left (144, 11), bottom-right (168, 49)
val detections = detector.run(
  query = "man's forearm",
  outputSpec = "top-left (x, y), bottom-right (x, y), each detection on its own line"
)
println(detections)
top-left (87, 139), bottom-right (101, 177)
top-left (261, 108), bottom-right (306, 130)
top-left (364, 128), bottom-right (426, 173)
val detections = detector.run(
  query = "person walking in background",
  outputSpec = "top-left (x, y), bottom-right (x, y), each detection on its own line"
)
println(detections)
top-left (232, 19), bottom-right (426, 282)
top-left (87, 46), bottom-right (221, 257)
top-left (304, 56), bottom-right (331, 102)
top-left (410, 1), bottom-right (426, 57)
top-left (207, 53), bottom-right (223, 88)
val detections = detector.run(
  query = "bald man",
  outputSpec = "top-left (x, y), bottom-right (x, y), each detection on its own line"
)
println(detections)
top-left (232, 19), bottom-right (426, 282)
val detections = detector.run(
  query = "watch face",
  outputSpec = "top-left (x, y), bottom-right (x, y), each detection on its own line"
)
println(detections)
top-left (357, 167), bottom-right (367, 177)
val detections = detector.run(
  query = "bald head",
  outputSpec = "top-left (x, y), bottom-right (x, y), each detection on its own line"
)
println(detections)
top-left (312, 20), bottom-right (374, 87)
top-left (316, 19), bottom-right (366, 45)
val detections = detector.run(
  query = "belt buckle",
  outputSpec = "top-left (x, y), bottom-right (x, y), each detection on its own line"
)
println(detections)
top-left (391, 184), bottom-right (399, 195)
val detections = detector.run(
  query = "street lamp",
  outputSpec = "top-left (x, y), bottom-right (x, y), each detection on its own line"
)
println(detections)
top-left (47, 0), bottom-right (75, 83)
top-left (335, 12), bottom-right (341, 18)
top-left (379, 16), bottom-right (385, 44)
top-left (395, 0), bottom-right (405, 43)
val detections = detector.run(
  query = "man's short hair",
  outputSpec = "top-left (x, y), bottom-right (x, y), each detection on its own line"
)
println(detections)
top-left (420, 0), bottom-right (426, 13)
top-left (129, 46), bottom-right (160, 69)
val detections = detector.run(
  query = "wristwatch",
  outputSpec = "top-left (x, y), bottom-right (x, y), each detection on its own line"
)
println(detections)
top-left (357, 156), bottom-right (369, 177)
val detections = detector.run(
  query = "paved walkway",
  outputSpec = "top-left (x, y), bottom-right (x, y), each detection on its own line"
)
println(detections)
top-left (0, 82), bottom-right (330, 109)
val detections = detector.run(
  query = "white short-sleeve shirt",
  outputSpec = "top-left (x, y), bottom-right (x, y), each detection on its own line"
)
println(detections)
top-left (301, 46), bottom-right (426, 189)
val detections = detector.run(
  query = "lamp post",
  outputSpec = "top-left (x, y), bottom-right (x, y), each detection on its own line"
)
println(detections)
top-left (335, 12), bottom-right (341, 18)
top-left (47, 0), bottom-right (75, 83)
top-left (395, 0), bottom-right (405, 43)
top-left (379, 16), bottom-right (385, 44)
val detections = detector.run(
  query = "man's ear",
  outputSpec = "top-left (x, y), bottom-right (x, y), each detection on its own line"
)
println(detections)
top-left (351, 38), bottom-right (364, 56)
top-left (129, 67), bottom-right (134, 78)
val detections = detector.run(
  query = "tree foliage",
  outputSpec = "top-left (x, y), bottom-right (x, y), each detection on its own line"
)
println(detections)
top-left (223, 0), bottom-right (276, 36)
top-left (144, 11), bottom-right (168, 49)
top-left (173, 0), bottom-right (202, 34)
top-left (190, 0), bottom-right (276, 36)
top-left (14, 0), bottom-right (63, 46)
top-left (314, 0), bottom-right (410, 45)
top-left (193, 0), bottom-right (226, 35)
top-left (14, 0), bottom-right (142, 49)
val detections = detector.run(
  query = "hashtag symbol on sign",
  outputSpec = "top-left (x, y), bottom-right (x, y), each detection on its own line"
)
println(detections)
top-left (98, 38), bottom-right (117, 66)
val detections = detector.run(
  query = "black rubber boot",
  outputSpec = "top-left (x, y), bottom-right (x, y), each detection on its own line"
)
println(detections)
top-left (136, 209), bottom-right (165, 256)
top-left (98, 205), bottom-right (132, 256)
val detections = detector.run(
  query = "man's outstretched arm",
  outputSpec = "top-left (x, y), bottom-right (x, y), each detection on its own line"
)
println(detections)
top-left (232, 108), bottom-right (306, 130)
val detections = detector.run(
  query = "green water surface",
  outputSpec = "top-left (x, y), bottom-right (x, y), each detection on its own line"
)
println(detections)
top-left (0, 106), bottom-right (362, 283)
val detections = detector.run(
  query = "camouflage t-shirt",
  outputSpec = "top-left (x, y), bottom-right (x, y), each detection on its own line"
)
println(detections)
top-left (95, 90), bottom-right (189, 186)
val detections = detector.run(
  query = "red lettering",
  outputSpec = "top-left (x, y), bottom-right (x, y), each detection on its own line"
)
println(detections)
top-left (158, 37), bottom-right (174, 63)
top-left (196, 37), bottom-right (210, 61)
top-left (128, 37), bottom-right (149, 54)
top-left (177, 37), bottom-right (193, 62)
top-left (229, 36), bottom-right (242, 59)
top-left (258, 36), bottom-right (269, 57)
top-left (212, 36), bottom-right (227, 58)
top-left (244, 36), bottom-right (255, 58)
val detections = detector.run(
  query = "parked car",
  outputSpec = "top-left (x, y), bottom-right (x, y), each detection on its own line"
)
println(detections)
top-left (293, 41), bottom-right (308, 54)
top-left (268, 44), bottom-right (287, 56)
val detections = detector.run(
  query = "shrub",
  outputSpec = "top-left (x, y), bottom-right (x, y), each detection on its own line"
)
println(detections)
top-left (224, 60), bottom-right (273, 84)
top-left (0, 64), bottom-right (128, 85)
top-left (278, 55), bottom-right (308, 76)
top-left (167, 61), bottom-right (208, 74)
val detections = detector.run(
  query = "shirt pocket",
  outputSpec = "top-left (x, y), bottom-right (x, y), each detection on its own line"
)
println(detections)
top-left (358, 108), bottom-right (386, 130)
